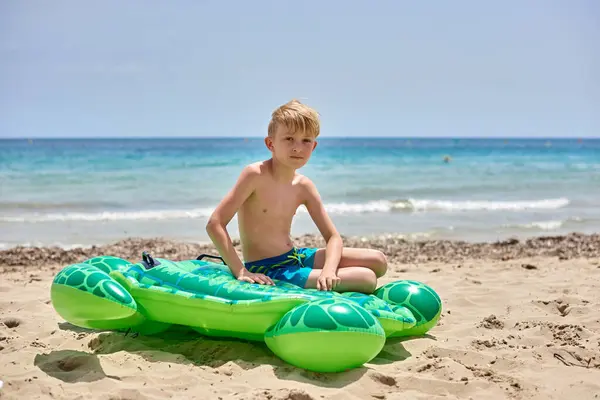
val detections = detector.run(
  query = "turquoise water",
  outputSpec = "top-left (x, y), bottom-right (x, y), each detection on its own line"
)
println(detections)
top-left (1, 138), bottom-right (599, 248)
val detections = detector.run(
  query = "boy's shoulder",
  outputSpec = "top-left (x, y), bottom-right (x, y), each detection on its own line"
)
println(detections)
top-left (239, 160), bottom-right (269, 178)
top-left (294, 173), bottom-right (314, 187)
top-left (242, 161), bottom-right (264, 174)
top-left (237, 160), bottom-right (275, 186)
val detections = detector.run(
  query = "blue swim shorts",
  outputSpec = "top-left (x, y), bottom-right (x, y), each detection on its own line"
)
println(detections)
top-left (244, 247), bottom-right (318, 288)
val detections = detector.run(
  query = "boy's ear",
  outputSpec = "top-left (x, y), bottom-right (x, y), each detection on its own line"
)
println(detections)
top-left (264, 136), bottom-right (274, 151)
top-left (312, 141), bottom-right (318, 151)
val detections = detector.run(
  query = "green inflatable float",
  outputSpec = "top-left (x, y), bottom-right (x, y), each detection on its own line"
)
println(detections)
top-left (50, 253), bottom-right (442, 372)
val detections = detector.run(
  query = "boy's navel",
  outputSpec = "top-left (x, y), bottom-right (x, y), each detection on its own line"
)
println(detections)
top-left (263, 209), bottom-right (267, 213)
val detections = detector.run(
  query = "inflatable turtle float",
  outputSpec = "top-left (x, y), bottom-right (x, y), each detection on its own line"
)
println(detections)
top-left (51, 253), bottom-right (442, 372)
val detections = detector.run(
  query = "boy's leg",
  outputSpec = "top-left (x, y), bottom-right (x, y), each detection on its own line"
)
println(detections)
top-left (305, 267), bottom-right (377, 293)
top-left (312, 248), bottom-right (388, 277)
top-left (304, 248), bottom-right (388, 293)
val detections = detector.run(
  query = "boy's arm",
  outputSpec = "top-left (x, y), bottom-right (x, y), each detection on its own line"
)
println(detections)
top-left (302, 178), bottom-right (343, 278)
top-left (206, 165), bottom-right (269, 282)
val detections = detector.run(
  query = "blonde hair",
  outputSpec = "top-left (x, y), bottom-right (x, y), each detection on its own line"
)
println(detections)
top-left (268, 99), bottom-right (320, 138)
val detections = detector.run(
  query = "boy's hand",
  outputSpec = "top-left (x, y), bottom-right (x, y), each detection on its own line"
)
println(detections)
top-left (317, 270), bottom-right (341, 291)
top-left (236, 269), bottom-right (275, 285)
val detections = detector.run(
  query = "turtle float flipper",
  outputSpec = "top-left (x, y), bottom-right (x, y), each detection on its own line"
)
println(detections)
top-left (373, 280), bottom-right (442, 337)
top-left (51, 258), bottom-right (146, 331)
top-left (265, 298), bottom-right (386, 372)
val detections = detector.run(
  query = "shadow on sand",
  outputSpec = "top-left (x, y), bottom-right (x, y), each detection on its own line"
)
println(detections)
top-left (34, 323), bottom-right (435, 387)
top-left (34, 350), bottom-right (121, 383)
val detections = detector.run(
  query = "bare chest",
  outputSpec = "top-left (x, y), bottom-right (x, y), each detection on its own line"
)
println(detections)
top-left (250, 184), bottom-right (303, 219)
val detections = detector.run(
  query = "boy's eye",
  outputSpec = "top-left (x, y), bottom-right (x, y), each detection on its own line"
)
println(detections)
top-left (285, 137), bottom-right (293, 141)
top-left (303, 139), bottom-right (313, 143)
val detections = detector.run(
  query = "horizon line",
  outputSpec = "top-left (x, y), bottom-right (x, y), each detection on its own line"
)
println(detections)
top-left (1, 136), bottom-right (598, 140)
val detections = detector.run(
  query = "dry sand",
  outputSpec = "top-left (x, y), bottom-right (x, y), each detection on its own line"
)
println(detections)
top-left (1, 234), bottom-right (600, 400)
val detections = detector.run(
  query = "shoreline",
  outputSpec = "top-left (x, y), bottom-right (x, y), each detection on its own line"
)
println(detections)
top-left (1, 232), bottom-right (599, 268)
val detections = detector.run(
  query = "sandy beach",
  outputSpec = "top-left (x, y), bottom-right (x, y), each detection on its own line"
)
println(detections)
top-left (1, 233), bottom-right (599, 400)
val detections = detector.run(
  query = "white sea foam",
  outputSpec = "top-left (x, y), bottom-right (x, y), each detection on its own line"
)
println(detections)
top-left (504, 217), bottom-right (583, 231)
top-left (0, 197), bottom-right (570, 223)
top-left (510, 220), bottom-right (565, 230)
top-left (0, 241), bottom-right (92, 250)
top-left (314, 197), bottom-right (570, 214)
top-left (404, 198), bottom-right (570, 212)
top-left (0, 208), bottom-right (216, 223)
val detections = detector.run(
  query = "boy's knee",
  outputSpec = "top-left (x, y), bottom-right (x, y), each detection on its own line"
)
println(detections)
top-left (339, 267), bottom-right (377, 294)
top-left (372, 250), bottom-right (388, 277)
top-left (355, 268), bottom-right (377, 294)
top-left (363, 269), bottom-right (378, 294)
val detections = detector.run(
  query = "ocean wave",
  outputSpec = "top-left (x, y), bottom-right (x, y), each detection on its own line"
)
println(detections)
top-left (0, 208), bottom-right (215, 223)
top-left (503, 217), bottom-right (583, 231)
top-left (0, 197), bottom-right (571, 223)
top-left (317, 197), bottom-right (570, 214)
top-left (0, 200), bottom-right (124, 211)
top-left (0, 242), bottom-right (91, 250)
top-left (405, 198), bottom-right (570, 211)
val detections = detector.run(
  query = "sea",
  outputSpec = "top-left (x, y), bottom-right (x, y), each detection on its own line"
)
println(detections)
top-left (1, 138), bottom-right (599, 249)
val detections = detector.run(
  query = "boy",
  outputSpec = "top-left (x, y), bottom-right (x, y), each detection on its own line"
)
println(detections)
top-left (206, 99), bottom-right (387, 293)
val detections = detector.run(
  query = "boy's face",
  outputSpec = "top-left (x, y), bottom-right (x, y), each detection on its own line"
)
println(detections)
top-left (265, 125), bottom-right (317, 169)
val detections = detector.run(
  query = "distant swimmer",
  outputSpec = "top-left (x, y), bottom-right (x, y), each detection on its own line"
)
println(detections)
top-left (443, 155), bottom-right (451, 163)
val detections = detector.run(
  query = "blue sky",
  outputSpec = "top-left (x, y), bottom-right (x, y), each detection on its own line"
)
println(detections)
top-left (1, 1), bottom-right (598, 138)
